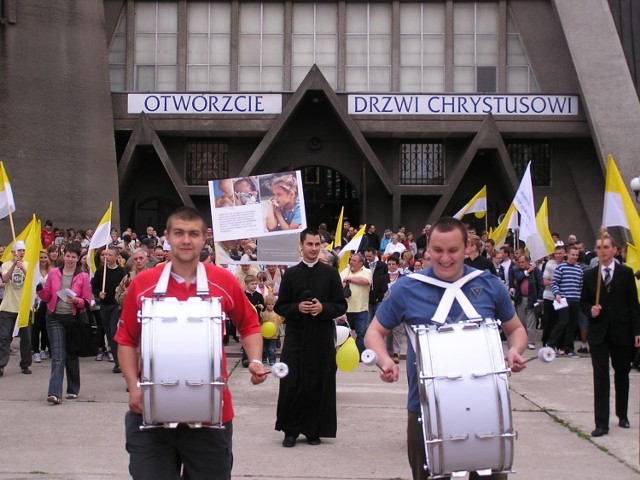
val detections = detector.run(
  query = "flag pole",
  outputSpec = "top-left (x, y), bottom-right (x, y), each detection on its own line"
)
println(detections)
top-left (6, 207), bottom-right (16, 243)
top-left (594, 226), bottom-right (606, 306)
top-left (101, 251), bottom-right (108, 294)
top-left (485, 212), bottom-right (488, 237)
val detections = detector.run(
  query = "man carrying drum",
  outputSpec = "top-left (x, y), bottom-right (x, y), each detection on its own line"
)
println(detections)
top-left (115, 207), bottom-right (267, 480)
top-left (365, 217), bottom-right (527, 480)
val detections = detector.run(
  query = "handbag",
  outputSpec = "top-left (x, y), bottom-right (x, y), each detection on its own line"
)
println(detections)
top-left (66, 303), bottom-right (98, 358)
top-left (343, 283), bottom-right (352, 298)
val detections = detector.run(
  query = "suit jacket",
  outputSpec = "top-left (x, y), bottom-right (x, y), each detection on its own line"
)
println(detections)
top-left (580, 264), bottom-right (640, 346)
top-left (366, 260), bottom-right (389, 304)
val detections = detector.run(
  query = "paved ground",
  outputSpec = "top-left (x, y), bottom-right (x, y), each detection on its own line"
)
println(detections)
top-left (1, 336), bottom-right (639, 480)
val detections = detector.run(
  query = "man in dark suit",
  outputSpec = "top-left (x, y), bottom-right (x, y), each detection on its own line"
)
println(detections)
top-left (580, 234), bottom-right (640, 437)
top-left (364, 247), bottom-right (389, 325)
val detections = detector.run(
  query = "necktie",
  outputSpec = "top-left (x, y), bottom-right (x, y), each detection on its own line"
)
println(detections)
top-left (604, 267), bottom-right (612, 286)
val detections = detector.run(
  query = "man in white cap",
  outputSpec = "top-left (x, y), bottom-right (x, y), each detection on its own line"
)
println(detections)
top-left (0, 240), bottom-right (32, 376)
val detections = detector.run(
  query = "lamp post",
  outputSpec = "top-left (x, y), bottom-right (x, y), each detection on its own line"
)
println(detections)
top-left (630, 176), bottom-right (640, 203)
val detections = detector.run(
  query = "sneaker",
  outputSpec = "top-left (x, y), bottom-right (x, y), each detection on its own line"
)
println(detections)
top-left (565, 351), bottom-right (579, 358)
top-left (107, 352), bottom-right (114, 362)
top-left (66, 393), bottom-right (78, 400)
top-left (392, 354), bottom-right (400, 364)
top-left (47, 395), bottom-right (62, 405)
top-left (577, 347), bottom-right (589, 354)
top-left (112, 366), bottom-right (121, 374)
top-left (95, 352), bottom-right (104, 361)
top-left (40, 350), bottom-right (49, 360)
top-left (527, 344), bottom-right (535, 350)
top-left (33, 352), bottom-right (42, 363)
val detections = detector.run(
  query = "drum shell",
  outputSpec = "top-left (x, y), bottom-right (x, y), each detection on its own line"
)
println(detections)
top-left (139, 296), bottom-right (225, 427)
top-left (415, 319), bottom-right (514, 477)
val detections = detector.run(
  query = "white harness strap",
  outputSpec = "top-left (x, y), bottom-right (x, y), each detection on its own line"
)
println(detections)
top-left (407, 269), bottom-right (484, 325)
top-left (153, 262), bottom-right (210, 297)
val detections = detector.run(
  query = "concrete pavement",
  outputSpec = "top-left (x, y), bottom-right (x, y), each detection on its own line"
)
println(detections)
top-left (1, 337), bottom-right (639, 480)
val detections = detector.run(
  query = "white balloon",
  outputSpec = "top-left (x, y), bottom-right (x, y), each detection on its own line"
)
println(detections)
top-left (335, 325), bottom-right (350, 347)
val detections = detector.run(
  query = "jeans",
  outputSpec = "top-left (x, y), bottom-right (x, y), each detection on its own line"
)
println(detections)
top-left (46, 312), bottom-right (80, 397)
top-left (547, 300), bottom-right (579, 353)
top-left (100, 304), bottom-right (121, 367)
top-left (0, 310), bottom-right (31, 368)
top-left (264, 338), bottom-right (277, 365)
top-left (32, 302), bottom-right (49, 353)
top-left (368, 301), bottom-right (381, 327)
top-left (516, 296), bottom-right (537, 345)
top-left (125, 411), bottom-right (233, 480)
top-left (346, 311), bottom-right (368, 355)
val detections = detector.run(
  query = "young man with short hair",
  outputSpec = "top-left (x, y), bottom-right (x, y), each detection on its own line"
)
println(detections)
top-left (116, 207), bottom-right (266, 479)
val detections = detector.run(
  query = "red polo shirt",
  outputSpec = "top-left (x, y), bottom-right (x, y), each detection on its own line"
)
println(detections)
top-left (115, 262), bottom-right (260, 423)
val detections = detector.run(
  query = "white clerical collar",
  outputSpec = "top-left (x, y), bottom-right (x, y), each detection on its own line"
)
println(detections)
top-left (302, 259), bottom-right (319, 267)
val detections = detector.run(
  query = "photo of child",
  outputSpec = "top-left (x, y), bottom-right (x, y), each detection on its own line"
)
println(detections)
top-left (234, 177), bottom-right (259, 206)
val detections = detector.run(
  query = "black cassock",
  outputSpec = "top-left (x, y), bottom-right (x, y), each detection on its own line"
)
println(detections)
top-left (274, 261), bottom-right (347, 438)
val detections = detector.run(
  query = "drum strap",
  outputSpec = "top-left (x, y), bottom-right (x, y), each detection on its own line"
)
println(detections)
top-left (407, 270), bottom-right (483, 325)
top-left (153, 262), bottom-right (210, 297)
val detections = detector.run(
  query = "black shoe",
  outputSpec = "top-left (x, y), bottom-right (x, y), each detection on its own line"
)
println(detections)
top-left (21, 367), bottom-right (32, 375)
top-left (307, 437), bottom-right (321, 445)
top-left (112, 366), bottom-right (121, 374)
top-left (591, 427), bottom-right (609, 437)
top-left (619, 418), bottom-right (630, 428)
top-left (0, 367), bottom-right (3, 377)
top-left (282, 436), bottom-right (297, 447)
top-left (577, 347), bottom-right (589, 354)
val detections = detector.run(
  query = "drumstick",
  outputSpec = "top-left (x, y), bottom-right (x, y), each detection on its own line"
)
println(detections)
top-left (523, 347), bottom-right (556, 364)
top-left (361, 349), bottom-right (384, 372)
top-left (256, 362), bottom-right (289, 378)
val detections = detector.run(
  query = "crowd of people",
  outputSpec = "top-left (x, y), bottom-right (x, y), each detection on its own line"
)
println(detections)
top-left (0, 212), bottom-right (637, 479)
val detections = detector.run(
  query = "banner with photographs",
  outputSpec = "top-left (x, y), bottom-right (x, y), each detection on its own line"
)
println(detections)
top-left (208, 171), bottom-right (306, 265)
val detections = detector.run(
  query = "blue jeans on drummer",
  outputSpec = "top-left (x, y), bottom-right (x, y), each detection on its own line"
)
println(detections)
top-left (46, 312), bottom-right (80, 397)
top-left (347, 311), bottom-right (368, 355)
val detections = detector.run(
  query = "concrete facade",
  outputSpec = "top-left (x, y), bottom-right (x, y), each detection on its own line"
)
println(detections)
top-left (0, 0), bottom-right (119, 240)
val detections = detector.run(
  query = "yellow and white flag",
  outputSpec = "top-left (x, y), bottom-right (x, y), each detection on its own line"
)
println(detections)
top-left (333, 206), bottom-right (345, 249)
top-left (624, 242), bottom-right (640, 302)
top-left (338, 224), bottom-right (366, 271)
top-left (89, 202), bottom-right (113, 274)
top-left (602, 154), bottom-right (640, 245)
top-left (489, 203), bottom-right (518, 248)
top-left (4, 215), bottom-right (43, 329)
top-left (0, 162), bottom-right (16, 220)
top-left (534, 197), bottom-right (557, 256)
top-left (453, 186), bottom-right (487, 219)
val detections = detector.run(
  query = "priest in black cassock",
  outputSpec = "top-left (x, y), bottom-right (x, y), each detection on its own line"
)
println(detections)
top-left (275, 227), bottom-right (347, 447)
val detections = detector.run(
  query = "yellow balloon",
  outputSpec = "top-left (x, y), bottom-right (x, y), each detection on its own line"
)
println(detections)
top-left (336, 337), bottom-right (359, 372)
top-left (474, 211), bottom-right (486, 218)
top-left (261, 322), bottom-right (277, 338)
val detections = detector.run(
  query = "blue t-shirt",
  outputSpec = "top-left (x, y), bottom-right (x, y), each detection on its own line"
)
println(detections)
top-left (278, 201), bottom-right (301, 228)
top-left (375, 265), bottom-right (515, 413)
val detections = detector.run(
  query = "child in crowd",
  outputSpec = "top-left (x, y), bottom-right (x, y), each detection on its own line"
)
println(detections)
top-left (244, 274), bottom-right (265, 316)
top-left (260, 294), bottom-right (284, 366)
top-left (256, 271), bottom-right (270, 298)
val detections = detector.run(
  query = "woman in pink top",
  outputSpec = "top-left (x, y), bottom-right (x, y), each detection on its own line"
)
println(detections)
top-left (37, 243), bottom-right (92, 405)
